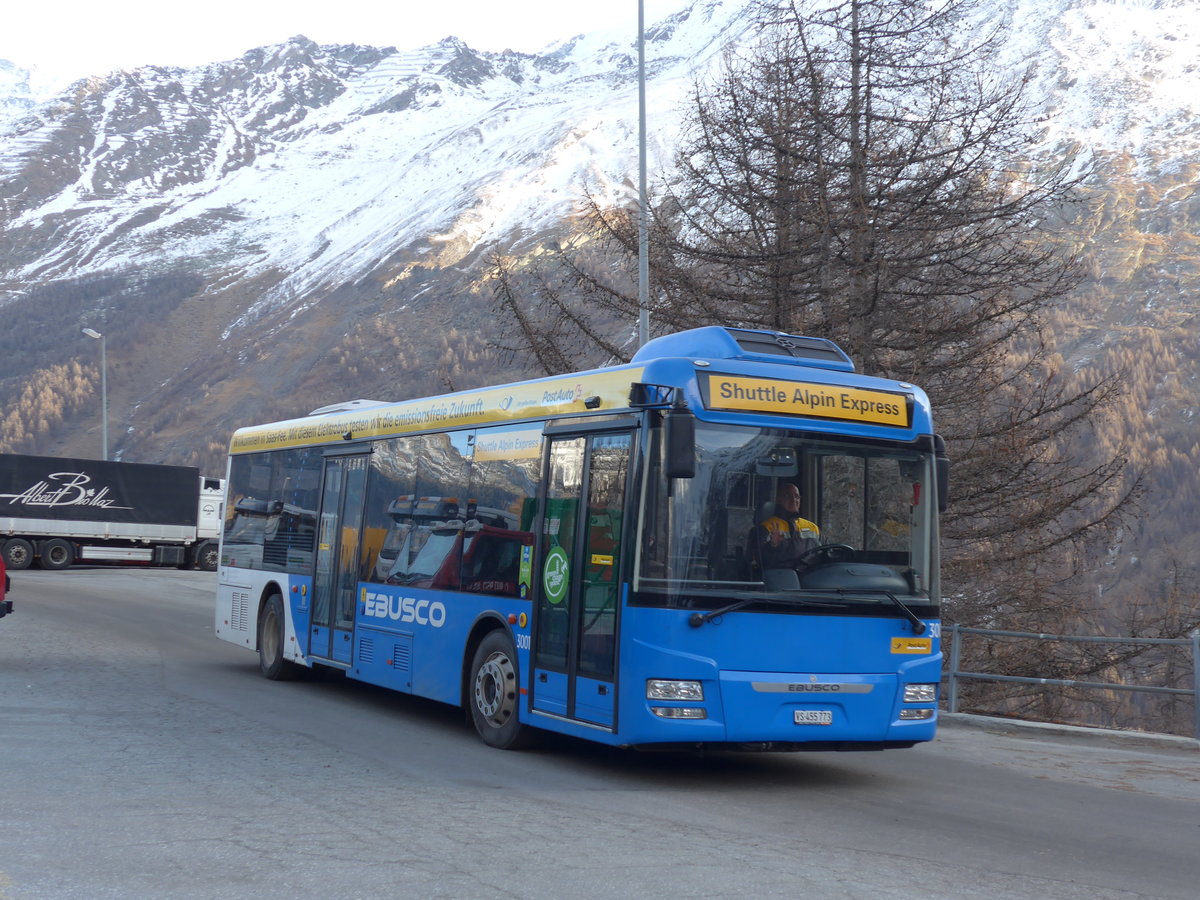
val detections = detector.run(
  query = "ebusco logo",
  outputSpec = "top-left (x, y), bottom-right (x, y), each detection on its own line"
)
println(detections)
top-left (361, 589), bottom-right (447, 628)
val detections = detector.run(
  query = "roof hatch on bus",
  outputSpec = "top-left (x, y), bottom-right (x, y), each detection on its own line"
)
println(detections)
top-left (631, 326), bottom-right (855, 372)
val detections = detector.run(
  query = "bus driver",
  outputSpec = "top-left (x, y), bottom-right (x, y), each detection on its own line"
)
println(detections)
top-left (756, 483), bottom-right (820, 571)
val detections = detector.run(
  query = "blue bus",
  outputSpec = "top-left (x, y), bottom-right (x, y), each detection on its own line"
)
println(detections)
top-left (215, 327), bottom-right (947, 751)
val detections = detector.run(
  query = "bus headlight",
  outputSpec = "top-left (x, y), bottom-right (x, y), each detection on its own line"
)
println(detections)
top-left (899, 708), bottom-right (935, 720)
top-left (646, 679), bottom-right (704, 701)
top-left (903, 683), bottom-right (938, 703)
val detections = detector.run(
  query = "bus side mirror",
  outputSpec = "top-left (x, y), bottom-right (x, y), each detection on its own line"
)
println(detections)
top-left (664, 406), bottom-right (695, 479)
top-left (934, 435), bottom-right (949, 513)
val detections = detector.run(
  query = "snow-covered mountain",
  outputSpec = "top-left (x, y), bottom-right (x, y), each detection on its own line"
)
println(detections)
top-left (0, 61), bottom-right (41, 123)
top-left (4, 0), bottom-right (1197, 321)
top-left (0, 1), bottom-right (757, 334)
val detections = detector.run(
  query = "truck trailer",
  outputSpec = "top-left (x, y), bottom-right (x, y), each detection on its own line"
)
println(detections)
top-left (0, 453), bottom-right (224, 571)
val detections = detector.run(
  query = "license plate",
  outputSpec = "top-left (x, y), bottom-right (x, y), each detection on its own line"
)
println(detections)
top-left (794, 709), bottom-right (833, 726)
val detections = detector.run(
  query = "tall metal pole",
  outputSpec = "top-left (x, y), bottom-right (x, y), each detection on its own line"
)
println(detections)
top-left (82, 328), bottom-right (108, 460)
top-left (637, 0), bottom-right (650, 347)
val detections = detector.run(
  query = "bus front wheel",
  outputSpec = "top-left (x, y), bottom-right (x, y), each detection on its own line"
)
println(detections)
top-left (258, 593), bottom-right (300, 681)
top-left (469, 631), bottom-right (533, 749)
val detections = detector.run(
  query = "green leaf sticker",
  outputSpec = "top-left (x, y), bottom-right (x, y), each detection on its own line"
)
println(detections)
top-left (543, 545), bottom-right (569, 605)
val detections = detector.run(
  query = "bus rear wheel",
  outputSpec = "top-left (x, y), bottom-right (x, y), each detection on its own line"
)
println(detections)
top-left (39, 538), bottom-right (75, 570)
top-left (258, 593), bottom-right (300, 680)
top-left (469, 631), bottom-right (534, 749)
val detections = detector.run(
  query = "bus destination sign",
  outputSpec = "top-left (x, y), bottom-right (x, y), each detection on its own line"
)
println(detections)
top-left (701, 373), bottom-right (911, 428)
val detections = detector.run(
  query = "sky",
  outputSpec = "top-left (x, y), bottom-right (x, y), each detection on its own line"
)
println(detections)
top-left (2, 0), bottom-right (683, 90)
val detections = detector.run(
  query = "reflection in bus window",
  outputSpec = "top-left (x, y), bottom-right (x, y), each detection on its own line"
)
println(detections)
top-left (374, 494), bottom-right (459, 582)
top-left (460, 525), bottom-right (534, 598)
top-left (388, 525), bottom-right (462, 587)
top-left (360, 437), bottom-right (417, 583)
top-left (222, 448), bottom-right (321, 573)
top-left (360, 425), bottom-right (543, 592)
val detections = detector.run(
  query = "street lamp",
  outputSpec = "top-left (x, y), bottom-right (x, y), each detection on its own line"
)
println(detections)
top-left (81, 328), bottom-right (107, 460)
top-left (637, 0), bottom-right (650, 347)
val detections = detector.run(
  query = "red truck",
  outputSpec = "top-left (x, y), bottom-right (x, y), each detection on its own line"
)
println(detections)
top-left (0, 552), bottom-right (11, 618)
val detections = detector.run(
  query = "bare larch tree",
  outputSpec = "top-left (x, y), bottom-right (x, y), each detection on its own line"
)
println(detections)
top-left (491, 0), bottom-right (1144, 720)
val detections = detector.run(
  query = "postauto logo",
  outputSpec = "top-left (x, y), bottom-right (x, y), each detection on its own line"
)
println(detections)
top-left (361, 588), bottom-right (447, 628)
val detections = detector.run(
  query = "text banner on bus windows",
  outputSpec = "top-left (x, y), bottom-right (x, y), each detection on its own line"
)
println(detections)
top-left (229, 369), bottom-right (645, 454)
top-left (473, 428), bottom-right (542, 461)
top-left (701, 373), bottom-right (911, 428)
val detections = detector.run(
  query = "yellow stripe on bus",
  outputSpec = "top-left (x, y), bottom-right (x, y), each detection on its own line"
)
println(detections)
top-left (229, 368), bottom-right (645, 454)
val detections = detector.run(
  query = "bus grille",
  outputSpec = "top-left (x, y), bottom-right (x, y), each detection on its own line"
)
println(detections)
top-left (230, 591), bottom-right (251, 632)
top-left (358, 637), bottom-right (374, 664)
top-left (392, 640), bottom-right (412, 672)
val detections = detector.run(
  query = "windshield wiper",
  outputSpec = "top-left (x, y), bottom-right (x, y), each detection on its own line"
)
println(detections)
top-left (688, 598), bottom-right (757, 628)
top-left (687, 594), bottom-right (841, 628)
top-left (842, 589), bottom-right (926, 634)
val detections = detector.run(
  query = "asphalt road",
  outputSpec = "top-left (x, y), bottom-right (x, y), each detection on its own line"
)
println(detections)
top-left (1, 568), bottom-right (1197, 899)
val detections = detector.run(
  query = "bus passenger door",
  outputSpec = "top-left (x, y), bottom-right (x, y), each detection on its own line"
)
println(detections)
top-left (309, 453), bottom-right (369, 666)
top-left (532, 431), bottom-right (631, 729)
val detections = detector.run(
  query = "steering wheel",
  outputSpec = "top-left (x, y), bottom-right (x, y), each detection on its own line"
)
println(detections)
top-left (797, 543), bottom-right (855, 567)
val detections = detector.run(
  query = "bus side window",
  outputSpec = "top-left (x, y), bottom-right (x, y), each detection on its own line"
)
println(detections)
top-left (409, 432), bottom-right (473, 593)
top-left (360, 436), bottom-right (417, 583)
top-left (461, 529), bottom-right (529, 598)
top-left (463, 423), bottom-right (543, 598)
top-left (223, 450), bottom-right (321, 573)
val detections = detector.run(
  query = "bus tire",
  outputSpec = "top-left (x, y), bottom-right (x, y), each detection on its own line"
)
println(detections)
top-left (3, 538), bottom-right (34, 571)
top-left (193, 541), bottom-right (219, 572)
top-left (258, 593), bottom-right (300, 681)
top-left (469, 630), bottom-right (534, 749)
top-left (40, 538), bottom-right (75, 570)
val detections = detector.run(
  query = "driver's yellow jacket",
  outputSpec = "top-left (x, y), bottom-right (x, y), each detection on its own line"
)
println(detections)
top-left (756, 515), bottom-right (820, 570)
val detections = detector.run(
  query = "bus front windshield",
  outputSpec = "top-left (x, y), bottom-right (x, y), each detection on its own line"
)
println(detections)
top-left (636, 422), bottom-right (939, 614)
